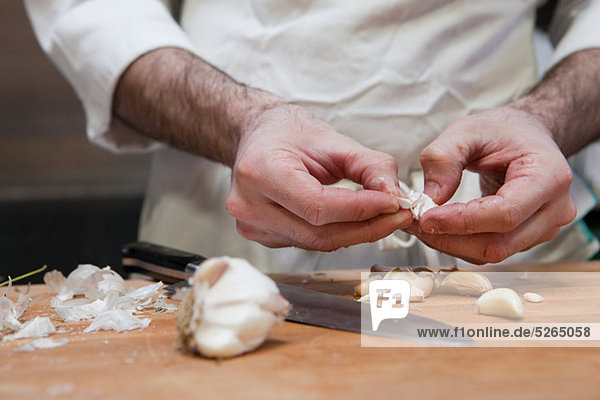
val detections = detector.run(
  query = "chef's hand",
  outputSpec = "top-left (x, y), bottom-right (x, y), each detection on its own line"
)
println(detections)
top-left (407, 106), bottom-right (576, 264)
top-left (226, 103), bottom-right (413, 251)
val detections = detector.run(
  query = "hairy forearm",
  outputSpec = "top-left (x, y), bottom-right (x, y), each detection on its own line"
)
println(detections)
top-left (511, 48), bottom-right (600, 157)
top-left (113, 47), bottom-right (283, 167)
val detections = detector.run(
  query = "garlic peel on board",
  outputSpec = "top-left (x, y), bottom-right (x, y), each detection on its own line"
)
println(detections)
top-left (44, 264), bottom-right (168, 332)
top-left (476, 288), bottom-right (523, 319)
top-left (177, 257), bottom-right (290, 358)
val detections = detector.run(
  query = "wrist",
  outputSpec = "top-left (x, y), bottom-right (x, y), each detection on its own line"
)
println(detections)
top-left (236, 88), bottom-right (286, 143)
top-left (507, 96), bottom-right (562, 146)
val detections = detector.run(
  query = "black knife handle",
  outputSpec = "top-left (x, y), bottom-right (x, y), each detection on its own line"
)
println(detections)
top-left (121, 241), bottom-right (206, 281)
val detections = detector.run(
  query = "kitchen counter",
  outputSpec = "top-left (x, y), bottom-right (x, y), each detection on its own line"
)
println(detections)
top-left (2, 263), bottom-right (600, 399)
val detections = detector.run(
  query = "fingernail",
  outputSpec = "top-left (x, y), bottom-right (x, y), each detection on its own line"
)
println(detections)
top-left (422, 219), bottom-right (440, 234)
top-left (424, 181), bottom-right (441, 201)
top-left (375, 176), bottom-right (400, 196)
top-left (385, 198), bottom-right (401, 213)
top-left (392, 210), bottom-right (413, 227)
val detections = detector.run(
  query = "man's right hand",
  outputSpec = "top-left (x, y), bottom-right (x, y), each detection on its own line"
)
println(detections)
top-left (226, 103), bottom-right (413, 251)
top-left (114, 48), bottom-right (411, 251)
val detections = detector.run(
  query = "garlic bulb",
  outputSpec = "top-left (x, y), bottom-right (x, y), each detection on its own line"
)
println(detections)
top-left (176, 257), bottom-right (290, 358)
top-left (476, 288), bottom-right (523, 319)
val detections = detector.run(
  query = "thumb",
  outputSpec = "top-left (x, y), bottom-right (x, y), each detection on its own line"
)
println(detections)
top-left (419, 132), bottom-right (469, 204)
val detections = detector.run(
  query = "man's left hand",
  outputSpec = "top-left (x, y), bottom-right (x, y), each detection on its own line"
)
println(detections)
top-left (406, 106), bottom-right (577, 264)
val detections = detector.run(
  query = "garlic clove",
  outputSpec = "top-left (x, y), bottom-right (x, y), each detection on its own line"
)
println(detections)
top-left (177, 257), bottom-right (290, 358)
top-left (383, 269), bottom-right (434, 301)
top-left (353, 275), bottom-right (381, 297)
top-left (193, 326), bottom-right (246, 358)
top-left (523, 292), bottom-right (544, 303)
top-left (194, 258), bottom-right (228, 287)
top-left (476, 288), bottom-right (523, 319)
top-left (437, 272), bottom-right (492, 296)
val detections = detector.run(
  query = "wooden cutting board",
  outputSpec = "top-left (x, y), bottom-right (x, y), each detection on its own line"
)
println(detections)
top-left (2, 263), bottom-right (600, 399)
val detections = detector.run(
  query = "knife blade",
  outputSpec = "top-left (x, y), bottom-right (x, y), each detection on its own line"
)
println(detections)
top-left (122, 241), bottom-right (474, 346)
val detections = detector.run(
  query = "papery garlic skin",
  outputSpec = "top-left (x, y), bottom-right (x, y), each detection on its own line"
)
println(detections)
top-left (44, 265), bottom-right (167, 333)
top-left (476, 288), bottom-right (523, 319)
top-left (177, 257), bottom-right (290, 358)
top-left (398, 190), bottom-right (437, 221)
top-left (3, 316), bottom-right (56, 341)
top-left (0, 296), bottom-right (23, 331)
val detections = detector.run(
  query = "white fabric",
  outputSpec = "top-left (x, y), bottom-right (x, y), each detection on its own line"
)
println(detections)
top-left (24, 0), bottom-right (196, 152)
top-left (24, 0), bottom-right (600, 271)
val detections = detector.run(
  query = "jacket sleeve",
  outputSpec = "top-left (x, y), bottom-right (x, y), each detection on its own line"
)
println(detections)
top-left (548, 0), bottom-right (600, 66)
top-left (24, 0), bottom-right (198, 153)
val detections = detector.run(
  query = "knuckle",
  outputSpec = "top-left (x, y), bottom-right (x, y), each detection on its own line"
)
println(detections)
top-left (308, 234), bottom-right (337, 252)
top-left (499, 202), bottom-right (522, 232)
top-left (302, 198), bottom-right (326, 226)
top-left (234, 158), bottom-right (261, 182)
top-left (546, 228), bottom-right (560, 242)
top-left (365, 225), bottom-right (383, 244)
top-left (378, 153), bottom-right (398, 169)
top-left (456, 205), bottom-right (476, 233)
top-left (564, 201), bottom-right (577, 224)
top-left (558, 198), bottom-right (577, 227)
top-left (349, 196), bottom-right (371, 222)
top-left (235, 221), bottom-right (254, 240)
top-left (556, 165), bottom-right (574, 189)
top-left (420, 143), bottom-right (448, 165)
top-left (225, 196), bottom-right (247, 219)
top-left (482, 242), bottom-right (510, 264)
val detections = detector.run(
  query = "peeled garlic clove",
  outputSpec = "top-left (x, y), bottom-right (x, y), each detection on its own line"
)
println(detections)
top-left (438, 272), bottom-right (492, 296)
top-left (523, 292), bottom-right (544, 303)
top-left (476, 288), bottom-right (523, 319)
top-left (177, 257), bottom-right (290, 358)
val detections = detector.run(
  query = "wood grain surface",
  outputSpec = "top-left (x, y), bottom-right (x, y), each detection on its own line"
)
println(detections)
top-left (2, 264), bottom-right (600, 399)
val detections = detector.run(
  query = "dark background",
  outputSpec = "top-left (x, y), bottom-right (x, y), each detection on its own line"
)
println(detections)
top-left (1, 2), bottom-right (598, 285)
top-left (0, 2), bottom-right (151, 283)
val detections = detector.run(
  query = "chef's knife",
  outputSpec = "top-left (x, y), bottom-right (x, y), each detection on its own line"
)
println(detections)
top-left (121, 241), bottom-right (474, 346)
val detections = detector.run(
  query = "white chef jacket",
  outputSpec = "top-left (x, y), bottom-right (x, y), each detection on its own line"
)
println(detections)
top-left (25, 0), bottom-right (600, 272)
